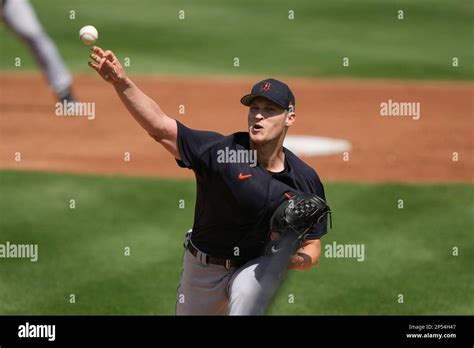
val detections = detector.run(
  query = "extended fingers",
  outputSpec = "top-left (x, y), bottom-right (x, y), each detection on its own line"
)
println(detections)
top-left (87, 61), bottom-right (99, 71)
top-left (104, 50), bottom-right (117, 63)
top-left (90, 46), bottom-right (105, 57)
top-left (89, 53), bottom-right (102, 63)
top-left (87, 47), bottom-right (120, 82)
top-left (89, 47), bottom-right (117, 64)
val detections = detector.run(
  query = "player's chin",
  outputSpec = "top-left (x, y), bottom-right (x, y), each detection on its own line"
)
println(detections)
top-left (249, 131), bottom-right (266, 144)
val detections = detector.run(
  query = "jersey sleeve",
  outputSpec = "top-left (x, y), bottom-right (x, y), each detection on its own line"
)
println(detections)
top-left (175, 120), bottom-right (223, 172)
top-left (304, 171), bottom-right (329, 240)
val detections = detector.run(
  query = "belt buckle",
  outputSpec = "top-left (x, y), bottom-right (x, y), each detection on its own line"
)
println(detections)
top-left (225, 259), bottom-right (232, 269)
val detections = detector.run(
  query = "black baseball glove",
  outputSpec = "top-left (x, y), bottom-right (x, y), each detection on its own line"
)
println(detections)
top-left (267, 193), bottom-right (331, 255)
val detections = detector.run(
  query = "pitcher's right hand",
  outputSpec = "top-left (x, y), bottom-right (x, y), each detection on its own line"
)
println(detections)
top-left (88, 46), bottom-right (126, 85)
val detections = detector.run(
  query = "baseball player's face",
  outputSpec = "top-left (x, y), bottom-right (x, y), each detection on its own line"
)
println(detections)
top-left (248, 97), bottom-right (295, 144)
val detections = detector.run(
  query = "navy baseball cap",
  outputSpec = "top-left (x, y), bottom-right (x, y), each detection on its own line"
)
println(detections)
top-left (240, 78), bottom-right (295, 111)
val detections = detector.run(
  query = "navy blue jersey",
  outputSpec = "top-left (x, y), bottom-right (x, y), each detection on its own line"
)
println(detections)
top-left (175, 121), bottom-right (328, 261)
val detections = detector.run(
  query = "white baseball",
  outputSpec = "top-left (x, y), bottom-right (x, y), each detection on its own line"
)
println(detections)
top-left (79, 25), bottom-right (98, 45)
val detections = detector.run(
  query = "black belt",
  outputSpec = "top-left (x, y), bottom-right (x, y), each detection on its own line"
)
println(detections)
top-left (184, 240), bottom-right (243, 270)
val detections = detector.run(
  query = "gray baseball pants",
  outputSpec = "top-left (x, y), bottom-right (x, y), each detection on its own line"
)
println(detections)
top-left (2, 0), bottom-right (72, 95)
top-left (176, 231), bottom-right (282, 315)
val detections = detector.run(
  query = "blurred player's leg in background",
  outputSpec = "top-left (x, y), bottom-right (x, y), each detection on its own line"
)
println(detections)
top-left (2, 0), bottom-right (75, 102)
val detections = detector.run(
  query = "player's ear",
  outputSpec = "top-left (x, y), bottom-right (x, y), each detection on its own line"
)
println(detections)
top-left (285, 110), bottom-right (296, 127)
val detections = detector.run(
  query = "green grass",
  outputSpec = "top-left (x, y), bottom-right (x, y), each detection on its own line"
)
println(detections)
top-left (0, 170), bottom-right (473, 315)
top-left (0, 0), bottom-right (472, 80)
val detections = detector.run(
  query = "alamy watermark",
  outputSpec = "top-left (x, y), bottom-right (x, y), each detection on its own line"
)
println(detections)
top-left (217, 147), bottom-right (257, 167)
top-left (18, 322), bottom-right (55, 341)
top-left (324, 241), bottom-right (365, 262)
top-left (0, 241), bottom-right (38, 262)
top-left (380, 99), bottom-right (420, 120)
top-left (55, 100), bottom-right (95, 120)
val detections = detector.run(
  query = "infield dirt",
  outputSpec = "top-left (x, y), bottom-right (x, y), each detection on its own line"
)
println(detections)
top-left (1, 73), bottom-right (472, 182)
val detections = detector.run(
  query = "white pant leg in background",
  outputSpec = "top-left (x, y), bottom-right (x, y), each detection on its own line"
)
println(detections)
top-left (3, 0), bottom-right (72, 95)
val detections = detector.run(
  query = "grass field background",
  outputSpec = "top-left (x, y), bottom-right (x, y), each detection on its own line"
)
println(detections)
top-left (0, 0), bottom-right (472, 79)
top-left (0, 170), bottom-right (472, 315)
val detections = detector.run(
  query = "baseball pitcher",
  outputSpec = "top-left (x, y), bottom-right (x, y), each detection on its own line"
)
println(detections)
top-left (88, 46), bottom-right (331, 315)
